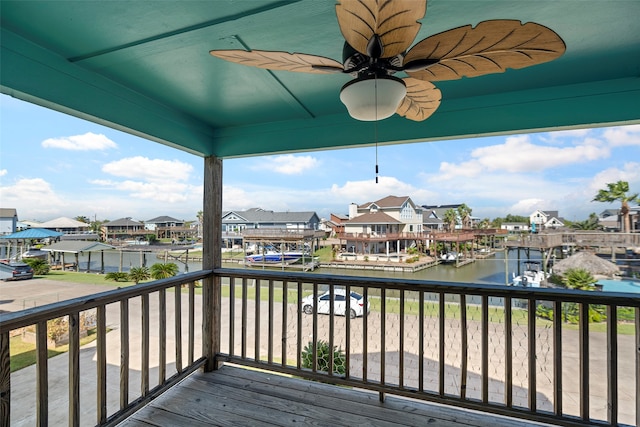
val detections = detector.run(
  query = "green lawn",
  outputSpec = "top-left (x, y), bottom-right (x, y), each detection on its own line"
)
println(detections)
top-left (10, 329), bottom-right (99, 372)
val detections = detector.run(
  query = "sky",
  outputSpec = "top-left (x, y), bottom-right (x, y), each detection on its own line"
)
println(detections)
top-left (1, 93), bottom-right (639, 224)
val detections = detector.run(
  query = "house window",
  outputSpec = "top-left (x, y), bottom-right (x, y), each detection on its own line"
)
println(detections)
top-left (400, 203), bottom-right (413, 219)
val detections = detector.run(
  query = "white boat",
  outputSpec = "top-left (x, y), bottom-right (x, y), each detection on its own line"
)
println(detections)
top-left (511, 261), bottom-right (550, 287)
top-left (440, 251), bottom-right (459, 263)
top-left (245, 251), bottom-right (306, 264)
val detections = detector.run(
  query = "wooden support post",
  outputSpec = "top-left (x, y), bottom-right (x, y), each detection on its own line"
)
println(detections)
top-left (203, 156), bottom-right (223, 371)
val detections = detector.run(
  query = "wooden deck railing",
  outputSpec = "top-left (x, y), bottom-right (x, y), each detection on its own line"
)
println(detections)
top-left (214, 268), bottom-right (640, 427)
top-left (0, 270), bottom-right (210, 427)
top-left (1, 269), bottom-right (639, 426)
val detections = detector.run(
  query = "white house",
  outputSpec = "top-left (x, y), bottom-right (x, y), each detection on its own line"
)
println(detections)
top-left (529, 210), bottom-right (564, 230)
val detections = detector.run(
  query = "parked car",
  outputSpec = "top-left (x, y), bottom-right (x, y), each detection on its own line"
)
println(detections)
top-left (0, 262), bottom-right (34, 281)
top-left (301, 289), bottom-right (369, 319)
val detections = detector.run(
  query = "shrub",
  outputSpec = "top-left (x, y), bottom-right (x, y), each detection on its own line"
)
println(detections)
top-left (301, 340), bottom-right (346, 375)
top-left (128, 266), bottom-right (150, 284)
top-left (150, 262), bottom-right (179, 279)
top-left (105, 272), bottom-right (129, 282)
top-left (23, 258), bottom-right (50, 275)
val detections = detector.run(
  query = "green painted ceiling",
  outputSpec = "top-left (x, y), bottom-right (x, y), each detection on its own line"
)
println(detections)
top-left (1, 1), bottom-right (639, 158)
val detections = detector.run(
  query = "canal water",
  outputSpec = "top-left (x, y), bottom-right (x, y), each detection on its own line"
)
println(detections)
top-left (68, 248), bottom-right (545, 286)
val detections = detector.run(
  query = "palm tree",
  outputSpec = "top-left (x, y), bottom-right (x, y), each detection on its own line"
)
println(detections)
top-left (457, 204), bottom-right (473, 228)
top-left (570, 213), bottom-right (601, 231)
top-left (128, 266), bottom-right (150, 284)
top-left (562, 268), bottom-right (597, 291)
top-left (150, 262), bottom-right (179, 279)
top-left (443, 209), bottom-right (458, 231)
top-left (593, 180), bottom-right (639, 232)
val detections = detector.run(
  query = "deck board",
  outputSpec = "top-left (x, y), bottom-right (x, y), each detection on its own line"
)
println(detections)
top-left (119, 365), bottom-right (553, 427)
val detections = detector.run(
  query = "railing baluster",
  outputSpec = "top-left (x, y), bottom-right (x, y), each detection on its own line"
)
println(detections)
top-left (553, 300), bottom-right (562, 416)
top-left (439, 291), bottom-right (445, 397)
top-left (188, 281), bottom-right (195, 365)
top-left (579, 301), bottom-right (589, 421)
top-left (0, 331), bottom-right (9, 426)
top-left (159, 289), bottom-right (166, 384)
top-left (254, 279), bottom-right (261, 361)
top-left (607, 304), bottom-right (618, 425)
top-left (328, 285), bottom-right (335, 377)
top-left (362, 286), bottom-right (368, 382)
top-left (120, 299), bottom-right (129, 410)
top-left (399, 289), bottom-right (405, 389)
top-left (241, 278), bottom-right (247, 359)
top-left (36, 321), bottom-right (48, 425)
top-left (296, 281), bottom-right (302, 370)
top-left (96, 305), bottom-right (107, 423)
top-left (268, 279), bottom-right (274, 364)
top-left (482, 295), bottom-right (489, 404)
top-left (68, 312), bottom-right (80, 427)
top-left (528, 297), bottom-right (536, 411)
top-left (141, 294), bottom-right (150, 396)
top-left (635, 306), bottom-right (640, 427)
top-left (281, 281), bottom-right (287, 368)
top-left (229, 278), bottom-right (235, 359)
top-left (312, 282), bottom-right (318, 373)
top-left (505, 296), bottom-right (513, 407)
top-left (460, 294), bottom-right (468, 400)
top-left (418, 290), bottom-right (424, 393)
top-left (380, 288), bottom-right (386, 389)
top-left (174, 284), bottom-right (182, 374)
top-left (345, 283), bottom-right (351, 379)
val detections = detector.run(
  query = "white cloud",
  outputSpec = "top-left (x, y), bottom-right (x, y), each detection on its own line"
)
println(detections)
top-left (0, 178), bottom-right (66, 217)
top-left (102, 156), bottom-right (193, 182)
top-left (42, 132), bottom-right (117, 151)
top-left (252, 154), bottom-right (319, 175)
top-left (432, 134), bottom-right (610, 181)
top-left (602, 124), bottom-right (640, 147)
top-left (0, 169), bottom-right (7, 177)
top-left (587, 162), bottom-right (640, 196)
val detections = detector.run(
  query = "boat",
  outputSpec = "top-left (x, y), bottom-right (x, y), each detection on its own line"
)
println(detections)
top-left (440, 251), bottom-right (459, 263)
top-left (244, 252), bottom-right (306, 264)
top-left (511, 261), bottom-right (550, 287)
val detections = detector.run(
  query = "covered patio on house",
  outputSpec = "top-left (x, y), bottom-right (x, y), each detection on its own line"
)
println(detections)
top-left (1, 1), bottom-right (640, 426)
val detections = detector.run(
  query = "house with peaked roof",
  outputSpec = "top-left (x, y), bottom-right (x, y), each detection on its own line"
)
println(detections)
top-left (341, 196), bottom-right (425, 256)
top-left (598, 209), bottom-right (621, 231)
top-left (101, 217), bottom-right (146, 241)
top-left (0, 208), bottom-right (18, 235)
top-left (221, 208), bottom-right (320, 233)
top-left (529, 210), bottom-right (565, 230)
top-left (145, 215), bottom-right (196, 240)
top-left (320, 213), bottom-right (348, 236)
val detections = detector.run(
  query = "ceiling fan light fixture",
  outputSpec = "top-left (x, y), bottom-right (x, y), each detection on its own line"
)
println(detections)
top-left (339, 75), bottom-right (406, 121)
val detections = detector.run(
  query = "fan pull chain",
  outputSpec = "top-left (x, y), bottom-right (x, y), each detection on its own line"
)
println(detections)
top-left (375, 75), bottom-right (379, 184)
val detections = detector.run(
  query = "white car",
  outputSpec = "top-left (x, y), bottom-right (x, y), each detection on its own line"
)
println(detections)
top-left (301, 289), bottom-right (369, 319)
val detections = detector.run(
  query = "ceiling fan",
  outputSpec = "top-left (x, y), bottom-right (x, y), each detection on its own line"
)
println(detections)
top-left (210, 0), bottom-right (565, 122)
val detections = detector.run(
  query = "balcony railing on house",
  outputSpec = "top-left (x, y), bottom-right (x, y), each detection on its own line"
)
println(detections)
top-left (1, 269), bottom-right (639, 426)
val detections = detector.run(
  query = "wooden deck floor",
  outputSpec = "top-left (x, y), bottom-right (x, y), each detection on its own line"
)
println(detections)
top-left (119, 365), bottom-right (554, 427)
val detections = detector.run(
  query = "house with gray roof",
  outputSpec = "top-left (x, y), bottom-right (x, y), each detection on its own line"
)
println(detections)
top-left (222, 208), bottom-right (320, 233)
top-left (342, 196), bottom-right (424, 256)
top-left (0, 208), bottom-right (18, 235)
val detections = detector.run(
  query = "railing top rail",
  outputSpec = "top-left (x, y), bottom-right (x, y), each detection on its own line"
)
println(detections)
top-left (0, 270), bottom-right (212, 333)
top-left (214, 267), bottom-right (640, 307)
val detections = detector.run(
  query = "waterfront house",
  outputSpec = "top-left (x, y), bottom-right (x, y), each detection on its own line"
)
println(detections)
top-left (529, 210), bottom-right (565, 230)
top-left (2, 2), bottom-right (639, 426)
top-left (0, 208), bottom-right (18, 235)
top-left (341, 196), bottom-right (424, 255)
top-left (145, 215), bottom-right (196, 241)
top-left (598, 209), bottom-right (622, 231)
top-left (501, 222), bottom-right (531, 233)
top-left (100, 217), bottom-right (145, 241)
top-left (222, 208), bottom-right (320, 233)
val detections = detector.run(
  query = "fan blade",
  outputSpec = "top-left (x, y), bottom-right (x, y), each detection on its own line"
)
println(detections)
top-left (396, 78), bottom-right (441, 121)
top-left (336, 0), bottom-right (426, 58)
top-left (403, 20), bottom-right (566, 81)
top-left (210, 50), bottom-right (344, 74)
